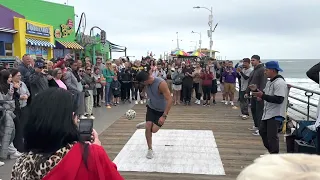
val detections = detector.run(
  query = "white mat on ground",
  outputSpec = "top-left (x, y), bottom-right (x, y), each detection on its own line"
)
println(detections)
top-left (113, 129), bottom-right (225, 175)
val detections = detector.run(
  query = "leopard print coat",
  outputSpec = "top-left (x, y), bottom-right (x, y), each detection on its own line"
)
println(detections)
top-left (11, 144), bottom-right (74, 180)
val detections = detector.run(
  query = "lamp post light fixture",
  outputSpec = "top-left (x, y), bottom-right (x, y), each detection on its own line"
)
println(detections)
top-left (193, 6), bottom-right (218, 58)
top-left (191, 31), bottom-right (202, 53)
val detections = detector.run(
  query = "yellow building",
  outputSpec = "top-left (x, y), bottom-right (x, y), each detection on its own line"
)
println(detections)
top-left (13, 17), bottom-right (55, 60)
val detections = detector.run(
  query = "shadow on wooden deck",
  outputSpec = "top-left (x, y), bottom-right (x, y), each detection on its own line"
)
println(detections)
top-left (100, 94), bottom-right (286, 180)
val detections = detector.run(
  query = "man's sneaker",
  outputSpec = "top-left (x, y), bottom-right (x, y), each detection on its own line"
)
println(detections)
top-left (252, 130), bottom-right (260, 136)
top-left (140, 100), bottom-right (144, 104)
top-left (89, 115), bottom-right (95, 119)
top-left (248, 126), bottom-right (258, 131)
top-left (143, 99), bottom-right (147, 104)
top-left (146, 149), bottom-right (154, 159)
top-left (136, 122), bottom-right (146, 129)
top-left (135, 101), bottom-right (138, 105)
top-left (0, 161), bottom-right (4, 167)
top-left (230, 101), bottom-right (234, 106)
top-left (9, 151), bottom-right (22, 159)
top-left (242, 115), bottom-right (249, 120)
top-left (225, 101), bottom-right (228, 105)
top-left (196, 100), bottom-right (201, 105)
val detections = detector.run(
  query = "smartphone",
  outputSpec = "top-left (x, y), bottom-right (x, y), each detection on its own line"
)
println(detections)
top-left (78, 118), bottom-right (94, 141)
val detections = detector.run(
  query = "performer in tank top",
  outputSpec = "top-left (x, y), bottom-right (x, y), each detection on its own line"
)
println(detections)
top-left (135, 69), bottom-right (173, 159)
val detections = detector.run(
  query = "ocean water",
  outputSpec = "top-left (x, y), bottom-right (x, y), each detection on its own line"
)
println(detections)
top-left (233, 59), bottom-right (320, 120)
top-left (278, 59), bottom-right (319, 120)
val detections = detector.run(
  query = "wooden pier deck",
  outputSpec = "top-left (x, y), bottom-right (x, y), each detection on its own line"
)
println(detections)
top-left (99, 96), bottom-right (285, 180)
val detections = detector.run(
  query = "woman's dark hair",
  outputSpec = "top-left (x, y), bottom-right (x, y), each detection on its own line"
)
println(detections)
top-left (52, 68), bottom-right (61, 77)
top-left (10, 68), bottom-right (19, 77)
top-left (24, 88), bottom-right (89, 165)
top-left (0, 70), bottom-right (10, 94)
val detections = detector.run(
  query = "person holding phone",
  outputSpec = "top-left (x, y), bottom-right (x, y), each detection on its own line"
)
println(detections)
top-left (11, 88), bottom-right (124, 180)
top-left (245, 55), bottom-right (267, 136)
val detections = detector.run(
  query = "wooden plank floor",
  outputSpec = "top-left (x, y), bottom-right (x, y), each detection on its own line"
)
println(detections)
top-left (100, 94), bottom-right (286, 180)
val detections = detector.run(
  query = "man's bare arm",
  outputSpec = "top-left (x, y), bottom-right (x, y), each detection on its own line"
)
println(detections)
top-left (159, 81), bottom-right (173, 115)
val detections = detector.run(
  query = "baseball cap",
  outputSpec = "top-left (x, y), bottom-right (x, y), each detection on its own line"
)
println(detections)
top-left (34, 60), bottom-right (45, 68)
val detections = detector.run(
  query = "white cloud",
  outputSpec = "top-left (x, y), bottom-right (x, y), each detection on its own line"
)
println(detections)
top-left (47, 0), bottom-right (320, 59)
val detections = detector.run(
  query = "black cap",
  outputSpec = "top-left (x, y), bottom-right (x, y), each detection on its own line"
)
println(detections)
top-left (136, 71), bottom-right (149, 82)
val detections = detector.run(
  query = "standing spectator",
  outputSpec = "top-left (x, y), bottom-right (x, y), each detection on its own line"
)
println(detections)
top-left (251, 61), bottom-right (287, 154)
top-left (0, 70), bottom-right (21, 162)
top-left (49, 68), bottom-right (67, 90)
top-left (172, 66), bottom-right (184, 105)
top-left (201, 66), bottom-right (214, 106)
top-left (132, 60), bottom-right (145, 104)
top-left (10, 69), bottom-right (30, 152)
top-left (29, 60), bottom-right (50, 98)
top-left (18, 54), bottom-right (34, 105)
top-left (207, 58), bottom-right (220, 104)
top-left (111, 76), bottom-right (121, 105)
top-left (103, 61), bottom-right (115, 108)
top-left (64, 61), bottom-right (82, 115)
top-left (152, 63), bottom-right (167, 79)
top-left (246, 55), bottom-right (268, 136)
top-left (165, 64), bottom-right (173, 95)
top-left (93, 67), bottom-right (102, 107)
top-left (237, 58), bottom-right (253, 119)
top-left (182, 63), bottom-right (194, 105)
top-left (223, 61), bottom-right (237, 106)
top-left (192, 62), bottom-right (202, 105)
top-left (83, 66), bottom-right (95, 118)
top-left (119, 62), bottom-right (133, 103)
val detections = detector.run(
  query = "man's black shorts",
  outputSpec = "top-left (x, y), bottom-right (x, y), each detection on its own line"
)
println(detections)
top-left (146, 105), bottom-right (163, 127)
top-left (211, 79), bottom-right (218, 94)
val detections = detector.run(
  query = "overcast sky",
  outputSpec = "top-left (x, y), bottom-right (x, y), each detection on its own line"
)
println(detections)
top-left (47, 0), bottom-right (320, 60)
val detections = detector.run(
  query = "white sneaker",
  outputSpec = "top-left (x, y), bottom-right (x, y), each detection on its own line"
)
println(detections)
top-left (9, 151), bottom-right (22, 159)
top-left (136, 122), bottom-right (146, 129)
top-left (135, 101), bottom-right (138, 105)
top-left (88, 115), bottom-right (95, 119)
top-left (195, 100), bottom-right (201, 105)
top-left (248, 126), bottom-right (258, 131)
top-left (140, 100), bottom-right (144, 104)
top-left (0, 161), bottom-right (4, 166)
top-left (242, 115), bottom-right (248, 120)
top-left (225, 101), bottom-right (228, 105)
top-left (143, 99), bottom-right (147, 104)
top-left (221, 100), bottom-right (225, 103)
top-left (252, 130), bottom-right (260, 136)
top-left (230, 101), bottom-right (234, 106)
top-left (146, 149), bottom-right (154, 159)
top-left (80, 115), bottom-right (87, 119)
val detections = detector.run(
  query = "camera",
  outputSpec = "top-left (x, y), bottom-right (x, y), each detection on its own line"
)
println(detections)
top-left (78, 118), bottom-right (94, 141)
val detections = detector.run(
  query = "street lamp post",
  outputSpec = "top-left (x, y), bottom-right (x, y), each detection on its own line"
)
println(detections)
top-left (191, 31), bottom-right (202, 53)
top-left (193, 6), bottom-right (218, 58)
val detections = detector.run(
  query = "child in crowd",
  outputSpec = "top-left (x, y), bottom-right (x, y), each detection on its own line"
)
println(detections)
top-left (110, 75), bottom-right (121, 105)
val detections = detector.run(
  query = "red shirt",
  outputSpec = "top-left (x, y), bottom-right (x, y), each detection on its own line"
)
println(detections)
top-left (43, 143), bottom-right (124, 180)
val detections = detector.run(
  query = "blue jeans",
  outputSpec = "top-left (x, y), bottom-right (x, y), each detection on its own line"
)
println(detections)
top-left (105, 83), bottom-right (112, 105)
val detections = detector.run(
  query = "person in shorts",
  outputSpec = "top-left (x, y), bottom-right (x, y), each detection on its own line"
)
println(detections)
top-left (135, 70), bottom-right (173, 159)
top-left (171, 66), bottom-right (184, 105)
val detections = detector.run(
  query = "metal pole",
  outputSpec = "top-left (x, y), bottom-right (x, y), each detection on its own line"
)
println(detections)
top-left (209, 7), bottom-right (213, 58)
top-left (176, 32), bottom-right (180, 49)
top-left (199, 32), bottom-right (202, 53)
top-left (92, 29), bottom-right (96, 64)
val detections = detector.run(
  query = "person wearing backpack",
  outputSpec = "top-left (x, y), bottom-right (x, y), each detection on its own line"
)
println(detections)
top-left (172, 66), bottom-right (184, 105)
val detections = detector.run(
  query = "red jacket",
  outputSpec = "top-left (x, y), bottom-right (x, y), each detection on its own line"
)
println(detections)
top-left (201, 72), bottom-right (213, 86)
top-left (43, 143), bottom-right (124, 180)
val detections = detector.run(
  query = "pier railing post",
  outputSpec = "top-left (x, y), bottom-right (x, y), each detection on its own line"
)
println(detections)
top-left (305, 91), bottom-right (314, 121)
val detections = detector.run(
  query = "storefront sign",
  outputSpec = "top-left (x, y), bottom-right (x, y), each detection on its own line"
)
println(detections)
top-left (26, 22), bottom-right (50, 37)
top-left (54, 19), bottom-right (74, 38)
top-left (81, 34), bottom-right (97, 45)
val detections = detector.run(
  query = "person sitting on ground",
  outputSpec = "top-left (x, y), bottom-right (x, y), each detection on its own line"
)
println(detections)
top-left (11, 88), bottom-right (124, 180)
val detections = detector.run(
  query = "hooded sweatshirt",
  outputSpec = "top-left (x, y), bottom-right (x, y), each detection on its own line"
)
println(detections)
top-left (11, 143), bottom-right (124, 180)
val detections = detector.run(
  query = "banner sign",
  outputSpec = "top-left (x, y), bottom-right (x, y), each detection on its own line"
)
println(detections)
top-left (26, 22), bottom-right (50, 37)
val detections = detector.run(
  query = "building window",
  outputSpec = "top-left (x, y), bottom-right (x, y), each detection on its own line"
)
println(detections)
top-left (5, 43), bottom-right (13, 56)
